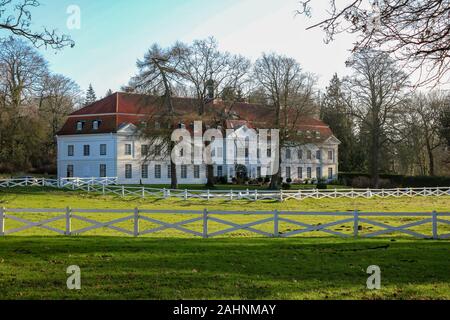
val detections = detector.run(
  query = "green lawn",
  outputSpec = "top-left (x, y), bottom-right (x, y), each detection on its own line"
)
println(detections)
top-left (0, 187), bottom-right (449, 299)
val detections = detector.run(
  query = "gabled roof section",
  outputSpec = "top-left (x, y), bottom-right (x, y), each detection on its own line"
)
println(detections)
top-left (57, 92), bottom-right (336, 142)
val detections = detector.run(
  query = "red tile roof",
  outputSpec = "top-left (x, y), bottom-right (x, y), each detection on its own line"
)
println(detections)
top-left (58, 92), bottom-right (335, 142)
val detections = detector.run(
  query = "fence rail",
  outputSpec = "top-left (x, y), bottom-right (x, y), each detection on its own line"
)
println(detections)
top-left (0, 207), bottom-right (449, 239)
top-left (1, 177), bottom-right (450, 202)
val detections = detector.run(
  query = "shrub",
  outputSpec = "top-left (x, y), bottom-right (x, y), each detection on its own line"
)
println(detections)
top-left (282, 183), bottom-right (291, 190)
top-left (286, 178), bottom-right (292, 184)
top-left (351, 176), bottom-right (371, 188)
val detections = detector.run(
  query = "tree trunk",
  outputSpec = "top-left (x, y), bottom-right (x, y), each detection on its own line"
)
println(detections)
top-left (426, 139), bottom-right (435, 176)
top-left (370, 127), bottom-right (380, 188)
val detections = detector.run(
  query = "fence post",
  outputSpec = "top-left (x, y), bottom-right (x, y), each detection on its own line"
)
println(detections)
top-left (274, 210), bottom-right (279, 237)
top-left (142, 187), bottom-right (145, 199)
top-left (102, 184), bottom-right (105, 195)
top-left (65, 207), bottom-right (72, 236)
top-left (184, 189), bottom-right (188, 200)
top-left (203, 209), bottom-right (208, 239)
top-left (207, 190), bottom-right (210, 201)
top-left (432, 210), bottom-right (438, 240)
top-left (280, 190), bottom-right (283, 202)
top-left (163, 188), bottom-right (167, 199)
top-left (0, 207), bottom-right (5, 236)
top-left (122, 185), bottom-right (125, 197)
top-left (353, 210), bottom-right (359, 238)
top-left (254, 189), bottom-right (258, 201)
top-left (134, 208), bottom-right (139, 237)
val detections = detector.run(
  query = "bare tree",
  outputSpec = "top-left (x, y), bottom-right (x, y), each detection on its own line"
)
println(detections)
top-left (405, 92), bottom-right (447, 175)
top-left (254, 53), bottom-right (317, 189)
top-left (298, 0), bottom-right (450, 86)
top-left (39, 73), bottom-right (81, 155)
top-left (173, 37), bottom-right (251, 187)
top-left (129, 44), bottom-right (184, 189)
top-left (0, 0), bottom-right (74, 49)
top-left (344, 49), bottom-right (408, 187)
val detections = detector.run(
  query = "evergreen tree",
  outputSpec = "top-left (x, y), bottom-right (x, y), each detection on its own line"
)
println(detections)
top-left (105, 89), bottom-right (113, 97)
top-left (320, 74), bottom-right (363, 172)
top-left (85, 84), bottom-right (97, 106)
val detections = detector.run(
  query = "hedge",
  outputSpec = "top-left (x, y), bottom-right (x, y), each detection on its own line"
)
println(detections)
top-left (339, 172), bottom-right (450, 188)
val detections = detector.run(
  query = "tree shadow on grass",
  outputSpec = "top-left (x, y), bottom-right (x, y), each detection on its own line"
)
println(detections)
top-left (0, 236), bottom-right (448, 299)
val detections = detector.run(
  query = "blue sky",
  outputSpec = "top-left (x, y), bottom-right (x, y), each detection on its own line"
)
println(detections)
top-left (21, 0), bottom-right (357, 97)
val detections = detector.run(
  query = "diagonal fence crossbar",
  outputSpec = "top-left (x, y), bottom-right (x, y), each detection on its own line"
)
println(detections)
top-left (0, 207), bottom-right (449, 239)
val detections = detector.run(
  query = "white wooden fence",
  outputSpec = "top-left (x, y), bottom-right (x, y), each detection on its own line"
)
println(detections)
top-left (1, 177), bottom-right (450, 202)
top-left (0, 207), bottom-right (449, 239)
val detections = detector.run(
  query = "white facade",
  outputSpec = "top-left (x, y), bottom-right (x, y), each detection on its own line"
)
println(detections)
top-left (57, 123), bottom-right (340, 185)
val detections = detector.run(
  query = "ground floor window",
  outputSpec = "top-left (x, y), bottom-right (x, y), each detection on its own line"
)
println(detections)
top-left (328, 167), bottom-right (333, 179)
top-left (217, 165), bottom-right (223, 177)
top-left (286, 166), bottom-right (291, 180)
top-left (298, 167), bottom-right (303, 179)
top-left (67, 165), bottom-right (74, 178)
top-left (307, 167), bottom-right (312, 179)
top-left (167, 165), bottom-right (172, 179)
top-left (142, 164), bottom-right (148, 179)
top-left (194, 165), bottom-right (200, 179)
top-left (155, 164), bottom-right (161, 179)
top-left (125, 164), bottom-right (132, 179)
top-left (316, 167), bottom-right (322, 179)
top-left (181, 165), bottom-right (187, 179)
top-left (257, 166), bottom-right (261, 178)
top-left (99, 164), bottom-right (106, 177)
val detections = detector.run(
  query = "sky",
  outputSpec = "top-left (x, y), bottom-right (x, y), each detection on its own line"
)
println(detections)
top-left (21, 0), bottom-right (358, 97)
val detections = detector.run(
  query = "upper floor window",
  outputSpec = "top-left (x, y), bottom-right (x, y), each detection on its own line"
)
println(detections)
top-left (307, 150), bottom-right (312, 160)
top-left (141, 145), bottom-right (149, 157)
top-left (76, 121), bottom-right (84, 131)
top-left (83, 145), bottom-right (90, 156)
top-left (92, 120), bottom-right (101, 130)
top-left (68, 145), bottom-right (74, 157)
top-left (286, 148), bottom-right (291, 159)
top-left (328, 150), bottom-right (333, 161)
top-left (154, 145), bottom-right (162, 156)
top-left (125, 144), bottom-right (132, 155)
top-left (316, 150), bottom-right (321, 160)
top-left (217, 147), bottom-right (223, 158)
top-left (100, 144), bottom-right (107, 156)
top-left (298, 149), bottom-right (303, 160)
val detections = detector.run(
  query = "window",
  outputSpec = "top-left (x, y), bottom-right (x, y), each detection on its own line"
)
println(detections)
top-left (257, 167), bottom-right (261, 178)
top-left (298, 167), bottom-right (303, 179)
top-left (316, 167), bottom-right (322, 179)
top-left (99, 164), bottom-right (107, 178)
top-left (76, 121), bottom-right (84, 131)
top-left (328, 167), bottom-right (333, 179)
top-left (181, 165), bottom-right (187, 179)
top-left (316, 150), bottom-right (321, 160)
top-left (298, 149), bottom-right (303, 160)
top-left (307, 167), bottom-right (312, 179)
top-left (194, 165), bottom-right (200, 179)
top-left (100, 144), bottom-right (107, 156)
top-left (286, 148), bottom-right (291, 159)
top-left (67, 165), bottom-right (74, 178)
top-left (328, 150), bottom-right (333, 161)
top-left (142, 165), bottom-right (149, 179)
top-left (141, 145), bottom-right (148, 157)
top-left (245, 147), bottom-right (249, 158)
top-left (180, 148), bottom-right (184, 157)
top-left (154, 165), bottom-right (161, 179)
top-left (125, 144), bottom-right (132, 155)
top-left (93, 120), bottom-right (100, 130)
top-left (68, 145), bottom-right (74, 157)
top-left (257, 148), bottom-right (260, 159)
top-left (286, 167), bottom-right (291, 179)
top-left (154, 145), bottom-right (161, 156)
top-left (267, 148), bottom-right (272, 157)
top-left (125, 164), bottom-right (132, 179)
top-left (83, 145), bottom-right (90, 156)
top-left (167, 165), bottom-right (172, 179)
top-left (307, 150), bottom-right (312, 160)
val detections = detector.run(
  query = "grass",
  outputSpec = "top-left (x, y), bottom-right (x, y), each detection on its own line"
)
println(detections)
top-left (0, 237), bottom-right (448, 300)
top-left (0, 187), bottom-right (449, 299)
